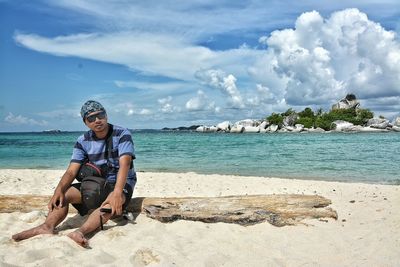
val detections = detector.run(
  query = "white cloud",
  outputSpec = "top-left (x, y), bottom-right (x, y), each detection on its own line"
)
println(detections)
top-left (114, 80), bottom-right (190, 91)
top-left (185, 90), bottom-right (216, 111)
top-left (5, 113), bottom-right (48, 126)
top-left (253, 8), bottom-right (400, 107)
top-left (195, 69), bottom-right (244, 108)
top-left (11, 5), bottom-right (400, 127)
top-left (14, 31), bottom-right (215, 81)
top-left (247, 84), bottom-right (276, 106)
top-left (158, 96), bottom-right (181, 114)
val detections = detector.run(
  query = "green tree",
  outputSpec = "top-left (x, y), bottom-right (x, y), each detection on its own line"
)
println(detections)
top-left (267, 113), bottom-right (284, 125)
top-left (281, 108), bottom-right (296, 117)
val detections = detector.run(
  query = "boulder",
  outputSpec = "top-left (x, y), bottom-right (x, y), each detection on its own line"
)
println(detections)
top-left (283, 113), bottom-right (299, 127)
top-left (393, 117), bottom-right (400, 127)
top-left (230, 125), bottom-right (245, 133)
top-left (196, 126), bottom-right (207, 132)
top-left (234, 119), bottom-right (259, 127)
top-left (259, 121), bottom-right (268, 130)
top-left (293, 124), bottom-right (304, 132)
top-left (367, 118), bottom-right (389, 129)
top-left (268, 124), bottom-right (279, 132)
top-left (331, 94), bottom-right (360, 110)
top-left (392, 125), bottom-right (400, 132)
top-left (243, 126), bottom-right (260, 133)
top-left (331, 120), bottom-right (355, 132)
top-left (308, 127), bottom-right (326, 133)
top-left (217, 121), bottom-right (231, 132)
top-left (196, 126), bottom-right (218, 132)
top-left (359, 126), bottom-right (389, 132)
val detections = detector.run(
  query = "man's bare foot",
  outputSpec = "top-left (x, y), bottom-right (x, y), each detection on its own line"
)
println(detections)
top-left (67, 230), bottom-right (89, 248)
top-left (12, 224), bottom-right (54, 241)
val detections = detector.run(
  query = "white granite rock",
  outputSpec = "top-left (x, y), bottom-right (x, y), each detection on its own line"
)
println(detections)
top-left (331, 120), bottom-right (354, 131)
top-left (217, 121), bottom-right (231, 132)
top-left (367, 118), bottom-right (389, 129)
top-left (243, 126), bottom-right (260, 133)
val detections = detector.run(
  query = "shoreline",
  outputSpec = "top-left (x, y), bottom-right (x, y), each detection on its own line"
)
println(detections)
top-left (0, 169), bottom-right (399, 266)
top-left (1, 168), bottom-right (398, 186)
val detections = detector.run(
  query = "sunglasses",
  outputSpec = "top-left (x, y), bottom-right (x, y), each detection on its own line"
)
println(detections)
top-left (86, 111), bottom-right (106, 123)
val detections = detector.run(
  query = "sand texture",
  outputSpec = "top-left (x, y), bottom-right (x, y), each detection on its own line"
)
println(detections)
top-left (0, 169), bottom-right (399, 266)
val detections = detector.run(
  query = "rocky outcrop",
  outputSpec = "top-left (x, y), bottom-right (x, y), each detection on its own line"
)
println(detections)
top-left (331, 94), bottom-right (360, 110)
top-left (393, 117), bottom-right (400, 127)
top-left (267, 124), bottom-right (279, 132)
top-left (283, 114), bottom-right (299, 127)
top-left (243, 126), bottom-right (260, 133)
top-left (367, 118), bottom-right (389, 129)
top-left (234, 119), bottom-right (259, 127)
top-left (230, 125), bottom-right (245, 133)
top-left (196, 126), bottom-right (218, 133)
top-left (331, 120), bottom-right (355, 132)
top-left (217, 121), bottom-right (231, 132)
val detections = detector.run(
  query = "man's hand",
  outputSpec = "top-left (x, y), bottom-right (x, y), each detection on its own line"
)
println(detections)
top-left (48, 188), bottom-right (65, 211)
top-left (101, 191), bottom-right (124, 216)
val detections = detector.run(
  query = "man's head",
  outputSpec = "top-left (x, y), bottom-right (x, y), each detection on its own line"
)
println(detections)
top-left (81, 100), bottom-right (106, 122)
top-left (81, 100), bottom-right (109, 135)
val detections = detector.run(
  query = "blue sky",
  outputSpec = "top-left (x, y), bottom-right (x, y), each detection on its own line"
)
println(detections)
top-left (1, 0), bottom-right (399, 131)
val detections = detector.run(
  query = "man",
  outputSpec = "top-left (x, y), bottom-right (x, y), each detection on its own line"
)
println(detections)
top-left (12, 100), bottom-right (136, 247)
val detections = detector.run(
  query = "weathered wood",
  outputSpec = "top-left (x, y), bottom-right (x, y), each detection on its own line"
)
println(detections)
top-left (0, 194), bottom-right (337, 227)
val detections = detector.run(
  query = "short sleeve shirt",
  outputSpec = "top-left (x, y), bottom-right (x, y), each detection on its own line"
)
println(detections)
top-left (71, 124), bottom-right (137, 187)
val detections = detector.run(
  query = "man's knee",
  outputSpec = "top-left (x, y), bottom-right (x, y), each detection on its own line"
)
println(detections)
top-left (65, 186), bottom-right (82, 204)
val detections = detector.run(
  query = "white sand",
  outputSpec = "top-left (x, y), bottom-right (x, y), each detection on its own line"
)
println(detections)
top-left (0, 169), bottom-right (399, 266)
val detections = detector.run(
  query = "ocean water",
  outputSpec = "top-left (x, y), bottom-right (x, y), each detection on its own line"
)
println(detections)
top-left (0, 131), bottom-right (399, 185)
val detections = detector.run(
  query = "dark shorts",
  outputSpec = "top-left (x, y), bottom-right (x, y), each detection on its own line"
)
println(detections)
top-left (71, 181), bottom-right (133, 216)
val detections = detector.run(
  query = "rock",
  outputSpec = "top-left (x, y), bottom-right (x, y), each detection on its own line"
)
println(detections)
top-left (234, 119), bottom-right (259, 127)
top-left (331, 120), bottom-right (355, 132)
top-left (308, 127), bottom-right (326, 133)
top-left (367, 118), bottom-right (389, 129)
top-left (243, 126), bottom-right (260, 133)
top-left (392, 126), bottom-right (400, 132)
top-left (331, 94), bottom-right (360, 110)
top-left (196, 126), bottom-right (207, 132)
top-left (283, 113), bottom-right (299, 127)
top-left (293, 124), bottom-right (304, 132)
top-left (269, 124), bottom-right (279, 132)
top-left (259, 121), bottom-right (268, 130)
top-left (196, 126), bottom-right (218, 133)
top-left (393, 117), bottom-right (400, 127)
top-left (230, 125), bottom-right (244, 133)
top-left (359, 126), bottom-right (389, 132)
top-left (285, 126), bottom-right (294, 131)
top-left (217, 121), bottom-right (231, 132)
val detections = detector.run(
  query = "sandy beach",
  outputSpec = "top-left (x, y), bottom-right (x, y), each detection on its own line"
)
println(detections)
top-left (0, 169), bottom-right (399, 266)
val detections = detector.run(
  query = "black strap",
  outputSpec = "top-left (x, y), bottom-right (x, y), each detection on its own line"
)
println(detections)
top-left (104, 124), bottom-right (113, 161)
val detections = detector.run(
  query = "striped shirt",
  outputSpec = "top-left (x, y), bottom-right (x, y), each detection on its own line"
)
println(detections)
top-left (71, 124), bottom-right (136, 187)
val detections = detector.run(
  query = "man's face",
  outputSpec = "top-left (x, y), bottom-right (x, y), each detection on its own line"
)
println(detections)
top-left (84, 111), bottom-right (108, 132)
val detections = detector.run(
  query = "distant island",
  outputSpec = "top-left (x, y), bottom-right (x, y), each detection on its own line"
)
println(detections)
top-left (42, 129), bottom-right (62, 133)
top-left (163, 94), bottom-right (400, 133)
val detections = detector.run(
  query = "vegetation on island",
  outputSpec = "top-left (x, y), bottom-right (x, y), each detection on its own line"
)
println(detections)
top-left (266, 106), bottom-right (374, 131)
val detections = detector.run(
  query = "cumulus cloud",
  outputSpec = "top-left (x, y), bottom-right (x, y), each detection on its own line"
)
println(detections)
top-left (11, 6), bottom-right (400, 125)
top-left (195, 69), bottom-right (244, 108)
top-left (185, 90), bottom-right (216, 111)
top-left (158, 96), bottom-right (181, 114)
top-left (253, 8), bottom-right (400, 107)
top-left (5, 113), bottom-right (48, 126)
top-left (247, 84), bottom-right (276, 106)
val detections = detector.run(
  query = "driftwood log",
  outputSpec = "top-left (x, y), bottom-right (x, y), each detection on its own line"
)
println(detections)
top-left (0, 194), bottom-right (337, 227)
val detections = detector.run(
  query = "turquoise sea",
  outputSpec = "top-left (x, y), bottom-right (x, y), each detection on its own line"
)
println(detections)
top-left (0, 131), bottom-right (399, 185)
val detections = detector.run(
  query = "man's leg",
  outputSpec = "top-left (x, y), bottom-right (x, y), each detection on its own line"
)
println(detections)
top-left (12, 186), bottom-right (82, 241)
top-left (67, 194), bottom-right (126, 247)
